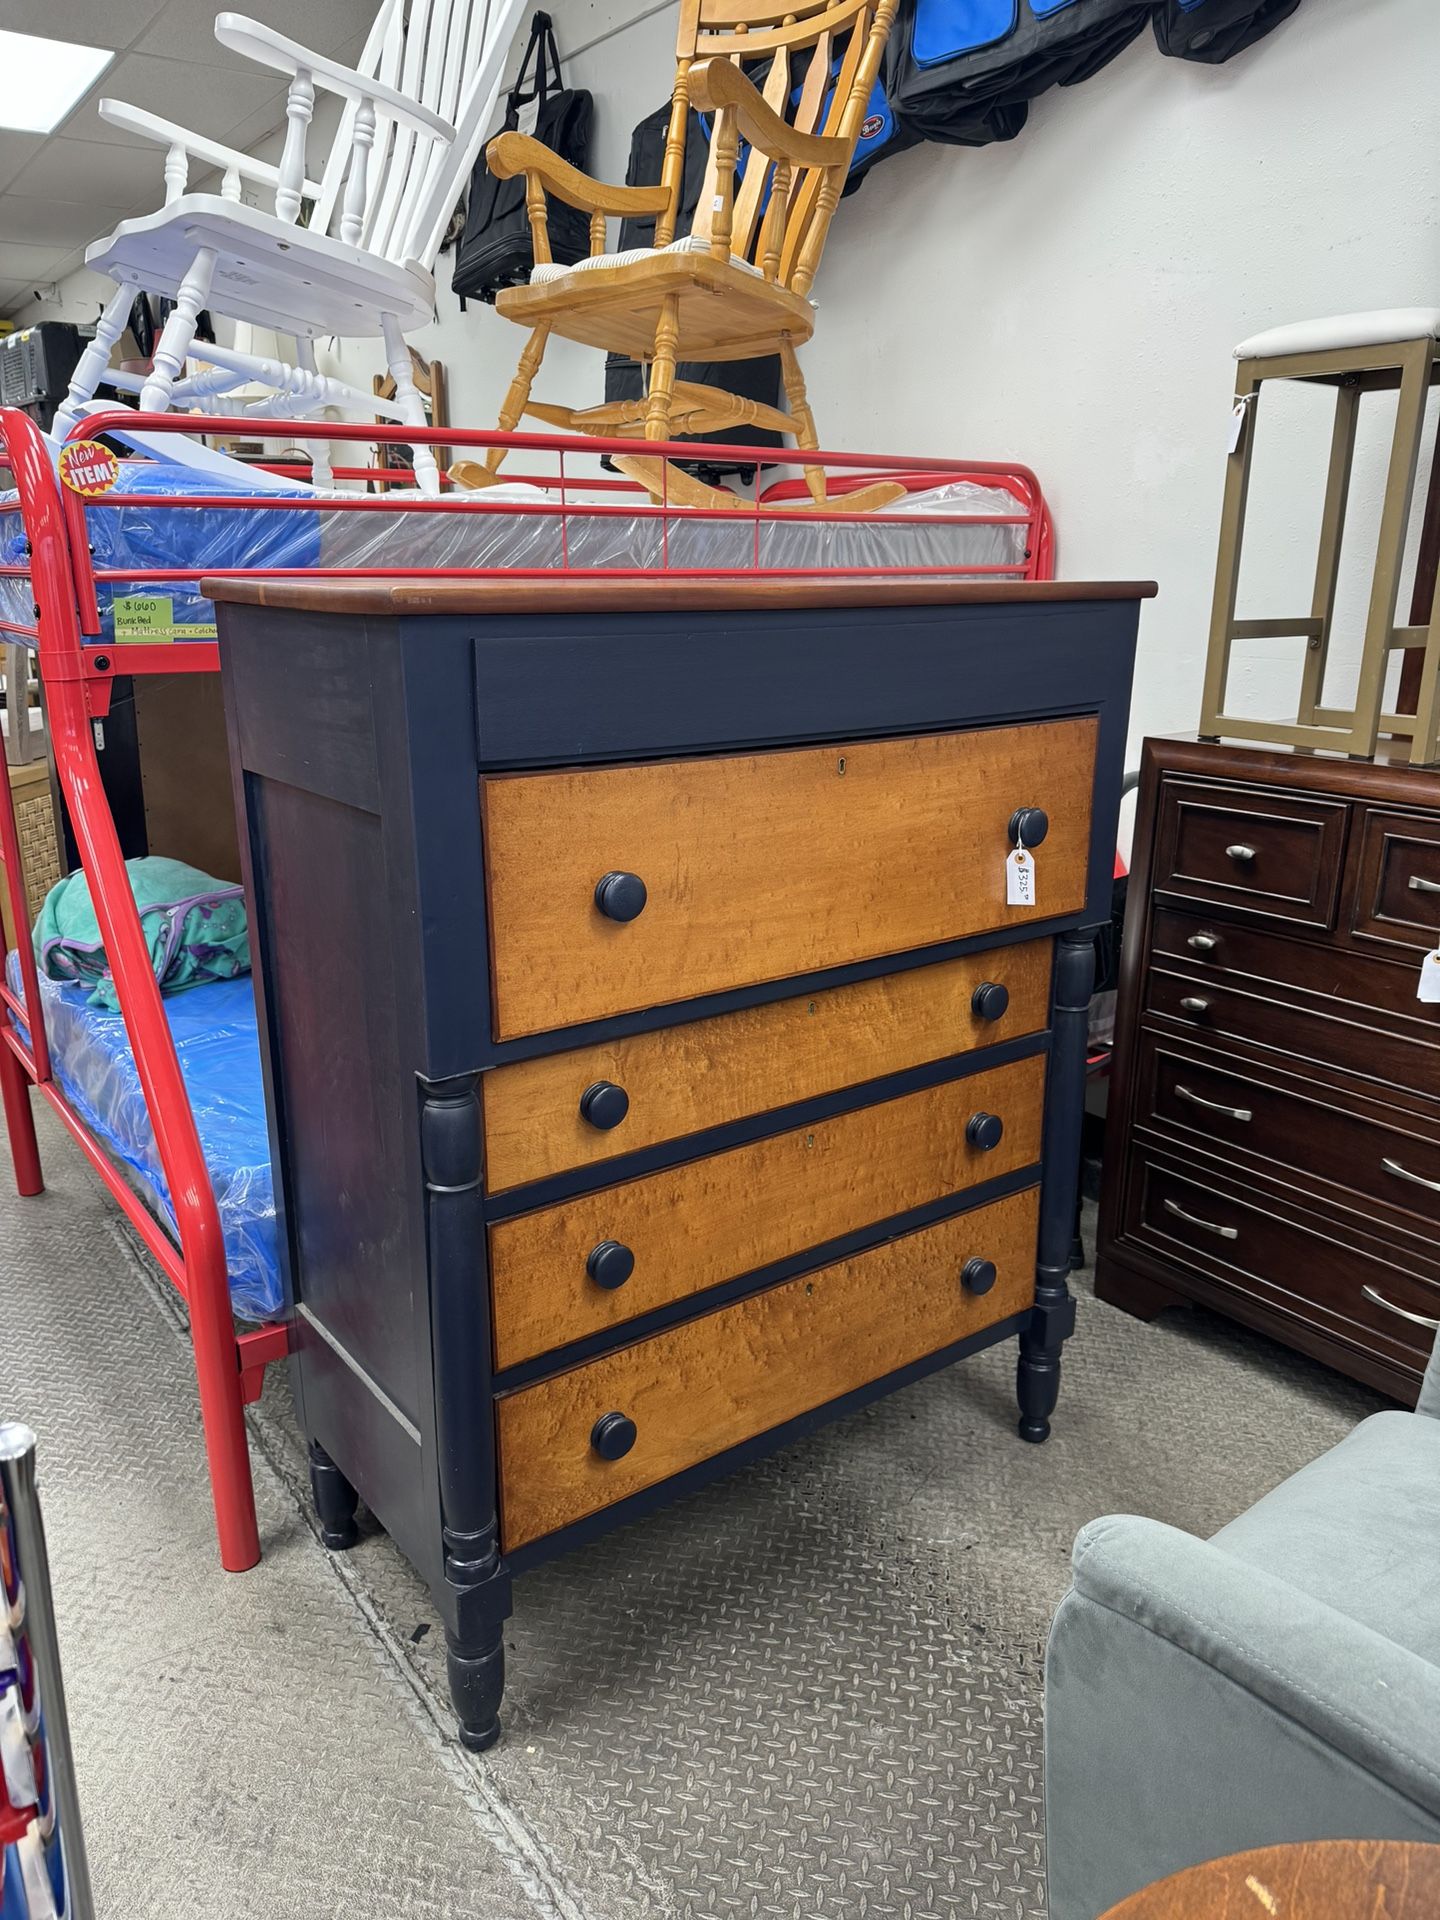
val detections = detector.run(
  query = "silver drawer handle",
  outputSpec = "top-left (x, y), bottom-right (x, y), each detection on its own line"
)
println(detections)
top-left (1226, 843), bottom-right (1257, 864)
top-left (1187, 932), bottom-right (1219, 954)
top-left (1175, 1084), bottom-right (1253, 1122)
top-left (1381, 1156), bottom-right (1440, 1194)
top-left (1409, 875), bottom-right (1440, 896)
top-left (1361, 1285), bottom-right (1440, 1332)
top-left (1163, 1197), bottom-right (1239, 1240)
top-left (1179, 996), bottom-right (1211, 1016)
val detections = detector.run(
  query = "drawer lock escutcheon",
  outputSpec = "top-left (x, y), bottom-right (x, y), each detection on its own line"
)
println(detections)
top-left (1360, 1286), bottom-right (1440, 1333)
top-left (1175, 1084), bottom-right (1252, 1123)
top-left (1162, 1197), bottom-right (1239, 1240)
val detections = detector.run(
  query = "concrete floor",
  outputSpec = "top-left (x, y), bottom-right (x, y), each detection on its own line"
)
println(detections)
top-left (0, 1101), bottom-right (1386, 1918)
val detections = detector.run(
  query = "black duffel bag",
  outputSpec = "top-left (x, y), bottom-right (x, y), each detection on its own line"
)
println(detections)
top-left (451, 12), bottom-right (592, 306)
top-left (603, 98), bottom-right (785, 482)
top-left (888, 0), bottom-right (1151, 147)
top-left (1153, 0), bottom-right (1303, 63)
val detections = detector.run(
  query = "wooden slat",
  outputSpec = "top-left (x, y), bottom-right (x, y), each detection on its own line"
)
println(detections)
top-left (490, 1053), bottom-right (1045, 1366)
top-left (730, 47), bottom-right (791, 260)
top-left (481, 940), bottom-right (1053, 1192)
top-left (481, 717), bottom-right (1098, 1039)
top-left (497, 1186), bottom-right (1039, 1549)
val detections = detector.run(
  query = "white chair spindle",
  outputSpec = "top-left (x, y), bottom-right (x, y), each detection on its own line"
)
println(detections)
top-left (164, 143), bottom-right (189, 203)
top-left (221, 165), bottom-right (242, 201)
top-left (341, 99), bottom-right (378, 246)
top-left (276, 71), bottom-right (315, 224)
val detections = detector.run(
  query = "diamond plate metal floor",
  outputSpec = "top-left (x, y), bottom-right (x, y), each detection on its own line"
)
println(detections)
top-left (3, 1103), bottom-right (1387, 1918)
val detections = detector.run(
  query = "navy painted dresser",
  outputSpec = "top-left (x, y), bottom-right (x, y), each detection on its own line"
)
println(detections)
top-left (207, 574), bottom-right (1149, 1747)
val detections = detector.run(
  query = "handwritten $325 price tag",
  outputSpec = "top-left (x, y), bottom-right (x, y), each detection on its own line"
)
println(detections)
top-left (1006, 846), bottom-right (1036, 907)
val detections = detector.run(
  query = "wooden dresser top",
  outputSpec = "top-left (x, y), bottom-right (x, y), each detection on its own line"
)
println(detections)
top-left (202, 574), bottom-right (1158, 617)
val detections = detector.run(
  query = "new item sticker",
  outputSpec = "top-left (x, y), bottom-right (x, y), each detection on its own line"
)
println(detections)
top-left (58, 440), bottom-right (120, 498)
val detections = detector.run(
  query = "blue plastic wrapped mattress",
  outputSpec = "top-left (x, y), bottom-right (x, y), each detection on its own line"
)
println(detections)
top-left (5, 954), bottom-right (278, 1320)
top-left (0, 460), bottom-right (1030, 641)
top-left (0, 459), bottom-right (316, 643)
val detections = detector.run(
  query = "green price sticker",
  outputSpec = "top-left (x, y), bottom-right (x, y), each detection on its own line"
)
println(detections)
top-left (111, 595), bottom-right (217, 643)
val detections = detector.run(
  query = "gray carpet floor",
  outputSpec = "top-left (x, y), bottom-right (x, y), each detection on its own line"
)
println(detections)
top-left (1, 1100), bottom-right (1388, 1918)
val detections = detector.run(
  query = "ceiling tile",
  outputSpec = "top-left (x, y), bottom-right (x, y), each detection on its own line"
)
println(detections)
top-left (0, 240), bottom-right (79, 282)
top-left (1, 0), bottom-right (167, 51)
top-left (0, 196), bottom-right (129, 247)
top-left (8, 138), bottom-right (168, 208)
top-left (56, 50), bottom-right (282, 145)
top-left (136, 0), bottom-right (379, 65)
top-left (0, 132), bottom-right (45, 194)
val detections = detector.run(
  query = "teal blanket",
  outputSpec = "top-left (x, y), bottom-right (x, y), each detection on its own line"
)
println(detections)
top-left (35, 857), bottom-right (250, 1013)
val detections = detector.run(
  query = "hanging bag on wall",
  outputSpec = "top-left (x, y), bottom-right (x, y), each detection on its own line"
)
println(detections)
top-left (887, 0), bottom-right (1152, 147)
top-left (1152, 0), bottom-right (1303, 63)
top-left (603, 99), bottom-right (785, 480)
top-left (451, 13), bottom-right (593, 306)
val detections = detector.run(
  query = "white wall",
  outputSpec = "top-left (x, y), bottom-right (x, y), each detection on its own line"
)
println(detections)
top-left (25, 0), bottom-right (1440, 757)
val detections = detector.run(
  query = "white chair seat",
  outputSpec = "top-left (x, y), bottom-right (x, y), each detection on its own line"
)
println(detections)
top-left (86, 195), bottom-right (436, 338)
top-left (530, 234), bottom-right (766, 288)
top-left (1235, 308), bottom-right (1440, 361)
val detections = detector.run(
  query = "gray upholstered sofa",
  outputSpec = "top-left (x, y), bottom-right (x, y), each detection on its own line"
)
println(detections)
top-left (1044, 1334), bottom-right (1440, 1920)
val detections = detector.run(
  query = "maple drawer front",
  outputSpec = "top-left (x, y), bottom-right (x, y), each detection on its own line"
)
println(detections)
top-left (481, 718), bottom-right (1096, 1038)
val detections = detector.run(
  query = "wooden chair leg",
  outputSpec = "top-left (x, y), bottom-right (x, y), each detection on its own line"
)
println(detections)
top-left (644, 295), bottom-right (681, 442)
top-left (381, 317), bottom-right (440, 497)
top-left (292, 338), bottom-right (333, 489)
top-left (140, 247), bottom-right (218, 413)
top-left (778, 337), bottom-right (826, 507)
top-left (488, 327), bottom-right (551, 476)
top-left (55, 282), bottom-right (134, 439)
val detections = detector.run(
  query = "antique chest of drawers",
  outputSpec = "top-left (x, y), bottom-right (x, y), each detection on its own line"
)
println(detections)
top-left (210, 574), bottom-right (1146, 1746)
top-left (1098, 737), bottom-right (1440, 1403)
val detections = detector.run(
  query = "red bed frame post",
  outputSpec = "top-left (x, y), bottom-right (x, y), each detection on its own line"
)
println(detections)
top-left (1, 407), bottom-right (261, 1572)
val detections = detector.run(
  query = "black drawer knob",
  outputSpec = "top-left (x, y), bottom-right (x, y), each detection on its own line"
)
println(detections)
top-left (579, 1081), bottom-right (630, 1130)
top-left (1009, 807), bottom-right (1050, 849)
top-left (594, 870), bottom-right (648, 922)
top-left (961, 1257), bottom-right (997, 1295)
top-left (966, 1111), bottom-right (1004, 1151)
top-left (971, 981), bottom-right (1010, 1022)
top-left (586, 1240), bottom-right (635, 1290)
top-left (591, 1411), bottom-right (637, 1461)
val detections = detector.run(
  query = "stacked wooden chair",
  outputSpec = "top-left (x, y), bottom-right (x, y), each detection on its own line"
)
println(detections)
top-left (56, 0), bottom-right (524, 493)
top-left (480, 0), bottom-right (904, 511)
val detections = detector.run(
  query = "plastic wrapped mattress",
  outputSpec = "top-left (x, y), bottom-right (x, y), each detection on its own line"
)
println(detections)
top-left (0, 464), bottom-right (1029, 640)
top-left (5, 955), bottom-right (278, 1321)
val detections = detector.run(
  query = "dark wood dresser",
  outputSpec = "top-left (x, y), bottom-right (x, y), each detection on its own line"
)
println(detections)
top-left (208, 574), bottom-right (1146, 1747)
top-left (1098, 737), bottom-right (1440, 1403)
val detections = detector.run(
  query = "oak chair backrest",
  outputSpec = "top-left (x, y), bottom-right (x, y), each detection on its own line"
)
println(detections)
top-left (657, 0), bottom-right (900, 296)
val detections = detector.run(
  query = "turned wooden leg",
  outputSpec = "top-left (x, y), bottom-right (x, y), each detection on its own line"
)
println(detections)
top-left (778, 336), bottom-right (826, 507)
top-left (382, 316), bottom-right (440, 497)
top-left (487, 327), bottom-right (550, 476)
top-left (56, 282), bottom-right (134, 439)
top-left (1094, 1258), bottom-right (1186, 1323)
top-left (447, 1612), bottom-right (506, 1753)
top-left (644, 295), bottom-right (681, 443)
top-left (308, 1440), bottom-right (359, 1550)
top-left (140, 248), bottom-right (217, 413)
top-left (1017, 929), bottom-right (1093, 1443)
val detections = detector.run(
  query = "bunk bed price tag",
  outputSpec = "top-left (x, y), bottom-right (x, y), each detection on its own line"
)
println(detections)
top-left (1005, 847), bottom-right (1035, 907)
top-left (1419, 951), bottom-right (1440, 1004)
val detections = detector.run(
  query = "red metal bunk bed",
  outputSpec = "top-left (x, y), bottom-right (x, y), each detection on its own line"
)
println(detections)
top-left (0, 404), bottom-right (1054, 1572)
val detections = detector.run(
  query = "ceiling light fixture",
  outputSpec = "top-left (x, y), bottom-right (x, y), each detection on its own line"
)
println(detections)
top-left (0, 29), bottom-right (115, 135)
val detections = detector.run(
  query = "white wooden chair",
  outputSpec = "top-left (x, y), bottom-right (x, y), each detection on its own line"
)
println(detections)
top-left (56, 0), bottom-right (522, 493)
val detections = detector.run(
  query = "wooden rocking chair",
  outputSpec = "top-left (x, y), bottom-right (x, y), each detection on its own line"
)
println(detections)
top-left (480, 0), bottom-right (903, 511)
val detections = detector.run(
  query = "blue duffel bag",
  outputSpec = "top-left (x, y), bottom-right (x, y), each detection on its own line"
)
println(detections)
top-left (887, 0), bottom-right (1152, 146)
top-left (1153, 0), bottom-right (1303, 63)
